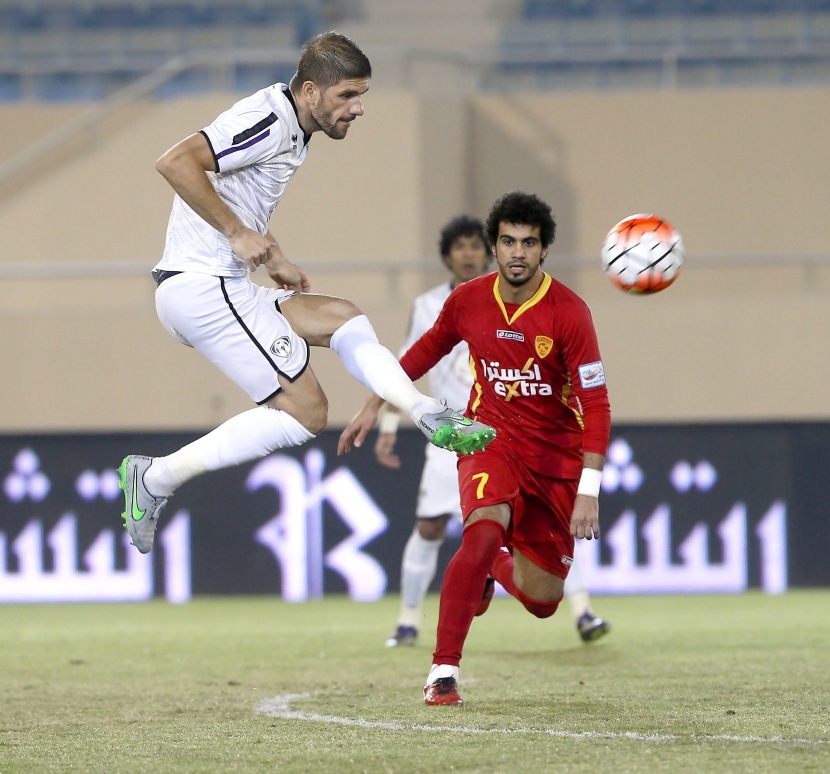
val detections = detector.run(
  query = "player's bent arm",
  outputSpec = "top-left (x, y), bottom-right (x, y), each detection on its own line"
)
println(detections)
top-left (156, 133), bottom-right (244, 237)
top-left (156, 133), bottom-right (272, 270)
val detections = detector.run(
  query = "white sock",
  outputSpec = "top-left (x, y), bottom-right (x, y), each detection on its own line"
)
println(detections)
top-left (329, 315), bottom-right (443, 420)
top-left (144, 407), bottom-right (314, 496)
top-left (399, 530), bottom-right (443, 627)
top-left (426, 663), bottom-right (459, 686)
top-left (564, 557), bottom-right (591, 620)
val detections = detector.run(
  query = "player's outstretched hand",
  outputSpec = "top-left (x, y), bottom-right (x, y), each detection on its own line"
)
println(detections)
top-left (337, 396), bottom-right (384, 455)
top-left (570, 494), bottom-right (600, 540)
top-left (374, 432), bottom-right (401, 469)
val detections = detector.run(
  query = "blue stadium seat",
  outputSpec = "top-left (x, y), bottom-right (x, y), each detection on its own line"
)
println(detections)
top-left (233, 62), bottom-right (296, 94)
top-left (521, 0), bottom-right (830, 17)
top-left (33, 72), bottom-right (108, 101)
top-left (0, 74), bottom-right (23, 101)
top-left (0, 4), bottom-right (45, 30)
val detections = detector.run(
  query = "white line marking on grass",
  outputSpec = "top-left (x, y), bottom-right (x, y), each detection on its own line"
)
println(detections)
top-left (255, 695), bottom-right (828, 745)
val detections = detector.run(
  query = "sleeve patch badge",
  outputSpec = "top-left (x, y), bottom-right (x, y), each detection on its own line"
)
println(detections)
top-left (578, 360), bottom-right (606, 389)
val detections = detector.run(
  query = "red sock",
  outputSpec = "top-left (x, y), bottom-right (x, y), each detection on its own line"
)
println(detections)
top-left (433, 519), bottom-right (506, 666)
top-left (514, 587), bottom-right (562, 619)
top-left (490, 549), bottom-right (517, 596)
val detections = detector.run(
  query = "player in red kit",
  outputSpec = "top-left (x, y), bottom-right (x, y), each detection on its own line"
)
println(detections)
top-left (339, 191), bottom-right (611, 706)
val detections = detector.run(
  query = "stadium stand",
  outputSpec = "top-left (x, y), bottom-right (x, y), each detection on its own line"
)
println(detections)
top-left (0, 0), bottom-right (329, 99)
top-left (1, 0), bottom-right (830, 99)
top-left (498, 0), bottom-right (830, 88)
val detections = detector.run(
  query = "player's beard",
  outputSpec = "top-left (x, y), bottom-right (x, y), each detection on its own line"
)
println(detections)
top-left (500, 262), bottom-right (539, 287)
top-left (314, 107), bottom-right (353, 140)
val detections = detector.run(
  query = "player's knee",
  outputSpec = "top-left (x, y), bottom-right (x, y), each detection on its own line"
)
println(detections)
top-left (417, 517), bottom-right (447, 542)
top-left (331, 299), bottom-right (363, 329)
top-left (281, 393), bottom-right (327, 436)
top-left (515, 588), bottom-right (562, 619)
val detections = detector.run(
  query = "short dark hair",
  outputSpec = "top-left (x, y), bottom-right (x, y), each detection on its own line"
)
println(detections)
top-left (485, 192), bottom-right (556, 249)
top-left (291, 31), bottom-right (372, 92)
top-left (439, 215), bottom-right (491, 259)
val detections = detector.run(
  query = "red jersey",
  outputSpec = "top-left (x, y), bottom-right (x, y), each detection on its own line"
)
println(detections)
top-left (400, 271), bottom-right (611, 479)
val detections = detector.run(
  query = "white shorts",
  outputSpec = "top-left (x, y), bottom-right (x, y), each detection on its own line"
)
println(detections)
top-left (155, 272), bottom-right (310, 404)
top-left (415, 442), bottom-right (462, 520)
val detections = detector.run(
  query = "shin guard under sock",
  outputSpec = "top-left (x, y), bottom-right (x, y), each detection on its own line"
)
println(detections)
top-left (432, 519), bottom-right (505, 666)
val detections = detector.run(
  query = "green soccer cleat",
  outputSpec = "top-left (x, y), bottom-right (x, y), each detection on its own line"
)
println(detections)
top-left (118, 455), bottom-right (168, 554)
top-left (417, 404), bottom-right (496, 455)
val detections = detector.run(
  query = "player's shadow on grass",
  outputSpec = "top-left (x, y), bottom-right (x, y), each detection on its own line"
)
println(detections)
top-left (488, 646), bottom-right (621, 667)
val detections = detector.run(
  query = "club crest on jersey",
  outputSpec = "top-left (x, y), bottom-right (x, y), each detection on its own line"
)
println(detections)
top-left (535, 336), bottom-right (554, 359)
top-left (270, 336), bottom-right (292, 358)
top-left (578, 360), bottom-right (606, 388)
top-left (497, 330), bottom-right (525, 342)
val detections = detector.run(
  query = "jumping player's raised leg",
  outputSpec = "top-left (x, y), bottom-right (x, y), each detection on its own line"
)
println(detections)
top-left (280, 293), bottom-right (495, 454)
top-left (120, 275), bottom-right (328, 554)
top-left (121, 363), bottom-right (326, 554)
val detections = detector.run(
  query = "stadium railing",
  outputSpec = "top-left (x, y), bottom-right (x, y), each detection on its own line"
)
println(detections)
top-left (499, 3), bottom-right (830, 88)
top-left (0, 0), bottom-right (326, 99)
top-left (1, 252), bottom-right (826, 287)
top-left (521, 0), bottom-right (830, 19)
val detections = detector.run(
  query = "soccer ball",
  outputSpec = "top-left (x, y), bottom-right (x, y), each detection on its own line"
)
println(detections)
top-left (601, 214), bottom-right (684, 294)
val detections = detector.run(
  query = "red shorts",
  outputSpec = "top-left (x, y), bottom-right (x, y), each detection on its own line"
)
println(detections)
top-left (457, 440), bottom-right (577, 578)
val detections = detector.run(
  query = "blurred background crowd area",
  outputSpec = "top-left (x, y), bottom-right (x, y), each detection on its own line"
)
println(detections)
top-left (2, 0), bottom-right (830, 97)
top-left (1, 0), bottom-right (828, 432)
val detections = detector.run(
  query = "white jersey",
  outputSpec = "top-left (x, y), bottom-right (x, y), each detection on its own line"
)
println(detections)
top-left (155, 83), bottom-right (309, 278)
top-left (402, 282), bottom-right (473, 410)
top-left (405, 281), bottom-right (471, 519)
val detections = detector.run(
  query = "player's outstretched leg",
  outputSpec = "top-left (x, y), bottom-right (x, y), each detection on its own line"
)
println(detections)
top-left (118, 455), bottom-right (169, 554)
top-left (417, 402), bottom-right (496, 455)
top-left (423, 665), bottom-right (463, 707)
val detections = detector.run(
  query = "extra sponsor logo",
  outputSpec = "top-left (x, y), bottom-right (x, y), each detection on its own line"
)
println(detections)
top-left (497, 330), bottom-right (525, 342)
top-left (270, 336), bottom-right (292, 358)
top-left (481, 358), bottom-right (553, 400)
top-left (562, 555), bottom-right (574, 566)
top-left (578, 360), bottom-right (606, 389)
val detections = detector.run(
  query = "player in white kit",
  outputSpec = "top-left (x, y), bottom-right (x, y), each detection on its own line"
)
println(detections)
top-left (117, 33), bottom-right (494, 555)
top-left (377, 216), bottom-right (611, 647)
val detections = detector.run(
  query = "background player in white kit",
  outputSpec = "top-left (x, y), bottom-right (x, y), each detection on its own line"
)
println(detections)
top-left (377, 216), bottom-right (611, 647)
top-left (117, 32), bottom-right (494, 555)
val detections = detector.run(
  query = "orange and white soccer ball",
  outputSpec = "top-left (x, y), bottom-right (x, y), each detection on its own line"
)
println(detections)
top-left (601, 214), bottom-right (684, 294)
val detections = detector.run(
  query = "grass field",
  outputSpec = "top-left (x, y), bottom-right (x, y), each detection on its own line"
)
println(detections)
top-left (1, 591), bottom-right (828, 773)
